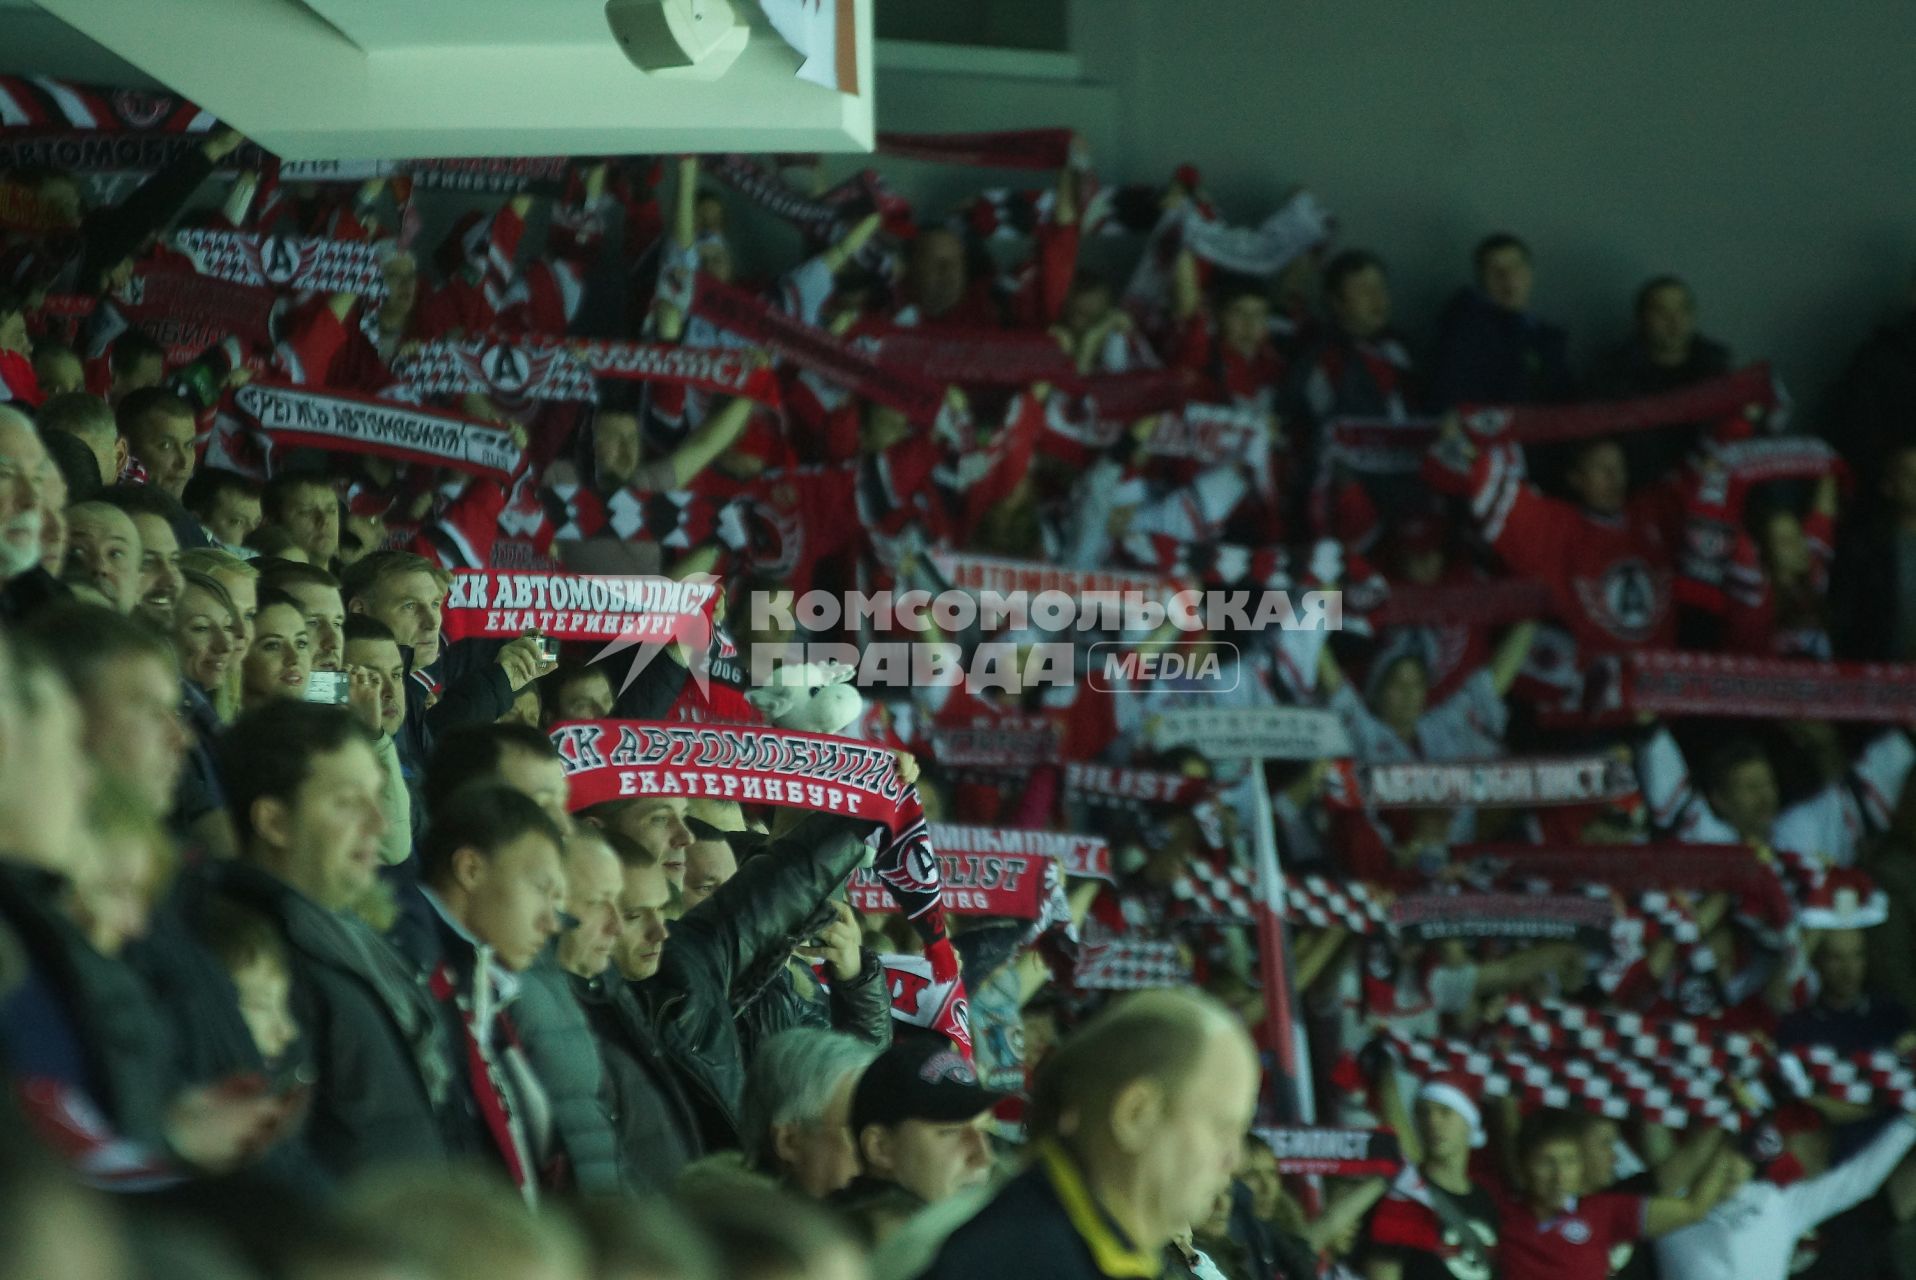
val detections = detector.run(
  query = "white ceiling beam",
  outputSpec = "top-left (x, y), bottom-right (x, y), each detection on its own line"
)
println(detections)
top-left (29, 0), bottom-right (874, 159)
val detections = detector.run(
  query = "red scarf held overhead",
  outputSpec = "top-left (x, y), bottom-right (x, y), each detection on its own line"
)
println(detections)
top-left (859, 326), bottom-right (1077, 389)
top-left (1459, 842), bottom-right (1794, 926)
top-left (704, 154), bottom-right (848, 241)
top-left (0, 75), bottom-right (270, 172)
top-left (1324, 755), bottom-right (1640, 812)
top-left (877, 952), bottom-right (973, 1055)
top-left (48, 264), bottom-right (282, 363)
top-left (848, 846), bottom-right (1048, 920)
top-left (1459, 363), bottom-right (1777, 445)
top-left (690, 275), bottom-right (946, 426)
top-left (1370, 578), bottom-right (1555, 628)
top-left (0, 350), bottom-right (41, 407)
top-left (172, 227), bottom-right (389, 296)
top-left (223, 380), bottom-right (524, 483)
top-left (1254, 1127), bottom-right (1402, 1178)
top-left (1561, 649), bottom-right (1916, 725)
top-left (439, 570), bottom-right (717, 647)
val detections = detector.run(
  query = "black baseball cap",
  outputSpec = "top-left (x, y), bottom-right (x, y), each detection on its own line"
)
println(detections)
top-left (850, 1037), bottom-right (1011, 1135)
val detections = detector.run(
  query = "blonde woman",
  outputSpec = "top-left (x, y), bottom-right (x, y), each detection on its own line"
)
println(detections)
top-left (173, 571), bottom-right (246, 858)
top-left (180, 548), bottom-right (259, 651)
top-left (175, 571), bottom-right (242, 723)
top-left (181, 548), bottom-right (259, 715)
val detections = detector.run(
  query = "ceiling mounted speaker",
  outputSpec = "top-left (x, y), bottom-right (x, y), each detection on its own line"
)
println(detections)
top-left (605, 0), bottom-right (750, 79)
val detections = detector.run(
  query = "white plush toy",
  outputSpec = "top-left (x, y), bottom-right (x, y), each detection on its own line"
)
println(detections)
top-left (745, 659), bottom-right (864, 736)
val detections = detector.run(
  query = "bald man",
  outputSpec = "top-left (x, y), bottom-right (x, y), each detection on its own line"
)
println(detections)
top-left (63, 502), bottom-right (143, 615)
top-left (918, 989), bottom-right (1261, 1280)
top-left (0, 406), bottom-right (49, 581)
top-left (0, 406), bottom-right (65, 623)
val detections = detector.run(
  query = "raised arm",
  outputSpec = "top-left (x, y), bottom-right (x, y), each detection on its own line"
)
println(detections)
top-left (1307, 1176), bottom-right (1390, 1254)
top-left (1488, 619), bottom-right (1538, 696)
top-left (1779, 1112), bottom-right (1916, 1233)
top-left (1171, 247), bottom-right (1203, 327)
top-left (1651, 1122), bottom-right (1728, 1196)
top-left (672, 154), bottom-right (700, 251)
top-left (819, 212), bottom-right (882, 275)
top-left (1643, 1146), bottom-right (1735, 1237)
top-left (679, 810), bottom-right (884, 997)
top-left (658, 389), bottom-right (758, 489)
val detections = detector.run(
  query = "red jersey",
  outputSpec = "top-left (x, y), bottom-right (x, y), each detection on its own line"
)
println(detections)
top-left (1439, 442), bottom-right (1680, 654)
top-left (1173, 311), bottom-right (1285, 411)
top-left (1495, 1191), bottom-right (1645, 1280)
top-left (1364, 1169), bottom-right (1501, 1280)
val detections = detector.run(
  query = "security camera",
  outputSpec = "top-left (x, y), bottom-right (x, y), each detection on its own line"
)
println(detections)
top-left (605, 0), bottom-right (750, 79)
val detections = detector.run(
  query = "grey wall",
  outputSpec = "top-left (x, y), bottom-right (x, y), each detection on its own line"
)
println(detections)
top-left (870, 0), bottom-right (1916, 415)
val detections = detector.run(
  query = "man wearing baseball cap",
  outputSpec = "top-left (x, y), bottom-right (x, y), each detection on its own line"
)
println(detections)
top-left (1362, 1074), bottom-right (1500, 1280)
top-left (835, 1036), bottom-right (1007, 1216)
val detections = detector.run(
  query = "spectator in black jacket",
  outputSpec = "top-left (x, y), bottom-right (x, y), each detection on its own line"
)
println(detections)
top-left (574, 824), bottom-right (705, 1189)
top-left (1428, 232), bottom-right (1572, 410)
top-left (1285, 250), bottom-right (1422, 526)
top-left (1830, 440), bottom-right (1916, 660)
top-left (0, 630), bottom-right (291, 1180)
top-left (630, 803), bottom-right (891, 1155)
top-left (104, 330), bottom-right (165, 408)
top-left (686, 807), bottom-right (893, 1060)
top-left (1829, 270), bottom-right (1916, 477)
top-left (207, 700), bottom-right (458, 1180)
top-left (260, 471), bottom-right (342, 574)
top-left (29, 129), bottom-right (245, 300)
top-left (36, 392), bottom-right (123, 497)
top-left (260, 560), bottom-right (346, 675)
top-left (918, 989), bottom-right (1261, 1280)
top-left (836, 1036), bottom-right (1006, 1216)
top-left (115, 387), bottom-right (200, 503)
top-left (399, 785), bottom-right (566, 1199)
top-left (344, 550), bottom-right (555, 762)
top-left (23, 601), bottom-right (187, 822)
top-left (424, 721), bottom-right (574, 835)
top-left (1589, 274), bottom-right (1735, 486)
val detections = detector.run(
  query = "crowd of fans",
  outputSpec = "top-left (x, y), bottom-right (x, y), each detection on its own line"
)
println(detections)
top-left (0, 85), bottom-right (1915, 1280)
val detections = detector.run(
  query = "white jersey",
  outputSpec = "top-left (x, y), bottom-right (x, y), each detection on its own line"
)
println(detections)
top-left (1330, 670), bottom-right (1508, 847)
top-left (1330, 669), bottom-right (1508, 767)
top-left (1655, 1115), bottom-right (1916, 1280)
top-left (1639, 726), bottom-right (1914, 867)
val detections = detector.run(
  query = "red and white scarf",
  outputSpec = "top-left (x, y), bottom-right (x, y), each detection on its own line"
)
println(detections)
top-left (225, 381), bottom-right (523, 482)
top-left (171, 228), bottom-right (387, 296)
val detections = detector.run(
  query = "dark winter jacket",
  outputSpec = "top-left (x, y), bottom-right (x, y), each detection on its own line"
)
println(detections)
top-left (203, 861), bottom-right (456, 1179)
top-left (635, 812), bottom-right (880, 1152)
top-left (570, 967), bottom-right (702, 1191)
top-left (734, 946), bottom-right (893, 1062)
top-left (511, 954), bottom-right (624, 1196)
top-left (0, 862), bottom-right (175, 1145)
top-left (1429, 287), bottom-right (1572, 410)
